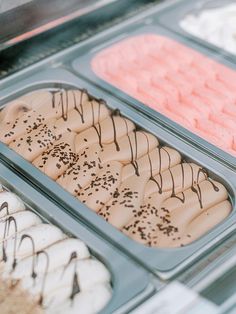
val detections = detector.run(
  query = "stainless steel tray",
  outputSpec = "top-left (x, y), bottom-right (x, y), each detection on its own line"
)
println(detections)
top-left (0, 159), bottom-right (154, 314)
top-left (0, 68), bottom-right (235, 280)
top-left (0, 0), bottom-right (123, 50)
top-left (71, 22), bottom-right (236, 170)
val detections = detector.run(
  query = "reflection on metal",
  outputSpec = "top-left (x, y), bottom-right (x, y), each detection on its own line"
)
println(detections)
top-left (0, 0), bottom-right (32, 13)
top-left (0, 0), bottom-right (118, 50)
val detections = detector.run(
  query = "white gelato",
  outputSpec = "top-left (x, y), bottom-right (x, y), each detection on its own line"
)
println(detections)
top-left (180, 3), bottom-right (236, 55)
top-left (0, 186), bottom-right (112, 314)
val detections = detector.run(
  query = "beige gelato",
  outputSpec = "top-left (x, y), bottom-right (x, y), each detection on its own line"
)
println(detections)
top-left (0, 88), bottom-right (232, 248)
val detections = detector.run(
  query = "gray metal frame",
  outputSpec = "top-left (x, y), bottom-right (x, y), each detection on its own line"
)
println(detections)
top-left (189, 247), bottom-right (236, 313)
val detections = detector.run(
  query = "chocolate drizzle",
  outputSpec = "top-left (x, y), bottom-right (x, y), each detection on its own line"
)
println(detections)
top-left (36, 250), bottom-right (49, 305)
top-left (72, 89), bottom-right (85, 124)
top-left (128, 131), bottom-right (139, 176)
top-left (50, 90), bottom-right (59, 109)
top-left (131, 161), bottom-right (223, 245)
top-left (191, 183), bottom-right (203, 209)
top-left (162, 147), bottom-right (171, 169)
top-left (18, 234), bottom-right (36, 269)
top-left (169, 168), bottom-right (176, 197)
top-left (2, 215), bottom-right (18, 267)
top-left (64, 251), bottom-right (81, 303)
top-left (207, 177), bottom-right (220, 192)
top-left (157, 146), bottom-right (162, 174)
top-left (0, 214), bottom-right (83, 307)
top-left (91, 100), bottom-right (102, 148)
top-left (50, 89), bottom-right (90, 123)
top-left (149, 146), bottom-right (174, 194)
top-left (0, 201), bottom-right (9, 218)
top-left (197, 168), bottom-right (219, 192)
top-left (50, 89), bottom-right (69, 121)
top-left (149, 147), bottom-right (162, 194)
top-left (117, 118), bottom-right (139, 176)
top-left (180, 163), bottom-right (185, 189)
top-left (110, 114), bottom-right (120, 152)
top-left (63, 91), bottom-right (69, 122)
top-left (197, 167), bottom-right (208, 183)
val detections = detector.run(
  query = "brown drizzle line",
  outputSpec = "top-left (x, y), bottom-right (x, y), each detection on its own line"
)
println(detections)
top-left (72, 90), bottom-right (85, 124)
top-left (111, 109), bottom-right (121, 152)
top-left (17, 234), bottom-right (50, 305)
top-left (51, 90), bottom-right (58, 109)
top-left (149, 146), bottom-right (172, 194)
top-left (127, 160), bottom-right (222, 244)
top-left (51, 89), bottom-right (69, 122)
top-left (91, 99), bottom-right (102, 148)
top-left (50, 89), bottom-right (88, 122)
top-left (18, 234), bottom-right (36, 275)
top-left (123, 119), bottom-right (140, 176)
top-left (90, 105), bottom-right (124, 152)
top-left (0, 203), bottom-right (18, 268)
top-left (197, 167), bottom-right (219, 192)
top-left (0, 201), bottom-right (79, 307)
top-left (63, 251), bottom-right (81, 303)
top-left (2, 214), bottom-right (18, 269)
top-left (148, 155), bottom-right (220, 209)
top-left (0, 201), bottom-right (9, 218)
top-left (36, 251), bottom-right (50, 305)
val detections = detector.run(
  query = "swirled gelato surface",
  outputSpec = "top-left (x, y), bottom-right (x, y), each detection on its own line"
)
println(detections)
top-left (0, 88), bottom-right (232, 248)
top-left (0, 186), bottom-right (112, 314)
top-left (180, 3), bottom-right (236, 55)
top-left (91, 34), bottom-right (236, 157)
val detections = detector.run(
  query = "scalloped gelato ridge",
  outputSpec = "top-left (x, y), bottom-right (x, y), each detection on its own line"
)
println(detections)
top-left (91, 34), bottom-right (236, 157)
top-left (0, 88), bottom-right (232, 248)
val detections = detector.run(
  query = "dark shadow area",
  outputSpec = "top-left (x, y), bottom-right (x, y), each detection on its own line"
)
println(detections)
top-left (0, 0), bottom-right (164, 79)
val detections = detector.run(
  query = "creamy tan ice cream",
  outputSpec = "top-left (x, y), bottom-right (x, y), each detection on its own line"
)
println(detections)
top-left (1, 88), bottom-right (232, 248)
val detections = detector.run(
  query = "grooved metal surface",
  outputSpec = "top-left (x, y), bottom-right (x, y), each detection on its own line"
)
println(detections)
top-left (0, 0), bottom-right (163, 79)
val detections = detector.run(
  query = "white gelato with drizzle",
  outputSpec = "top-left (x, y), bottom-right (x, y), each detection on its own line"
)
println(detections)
top-left (0, 188), bottom-right (112, 314)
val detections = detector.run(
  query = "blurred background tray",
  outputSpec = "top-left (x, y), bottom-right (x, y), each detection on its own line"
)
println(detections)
top-left (0, 0), bottom-right (165, 79)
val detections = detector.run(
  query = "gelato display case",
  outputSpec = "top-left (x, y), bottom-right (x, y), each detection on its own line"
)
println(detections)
top-left (0, 0), bottom-right (236, 313)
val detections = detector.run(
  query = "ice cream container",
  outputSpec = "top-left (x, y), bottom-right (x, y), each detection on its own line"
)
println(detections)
top-left (0, 68), bottom-right (235, 279)
top-left (0, 158), bottom-right (154, 314)
top-left (72, 23), bottom-right (236, 169)
top-left (157, 0), bottom-right (236, 62)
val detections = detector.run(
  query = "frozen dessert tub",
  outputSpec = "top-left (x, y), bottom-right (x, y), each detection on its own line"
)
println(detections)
top-left (0, 68), bottom-right (235, 280)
